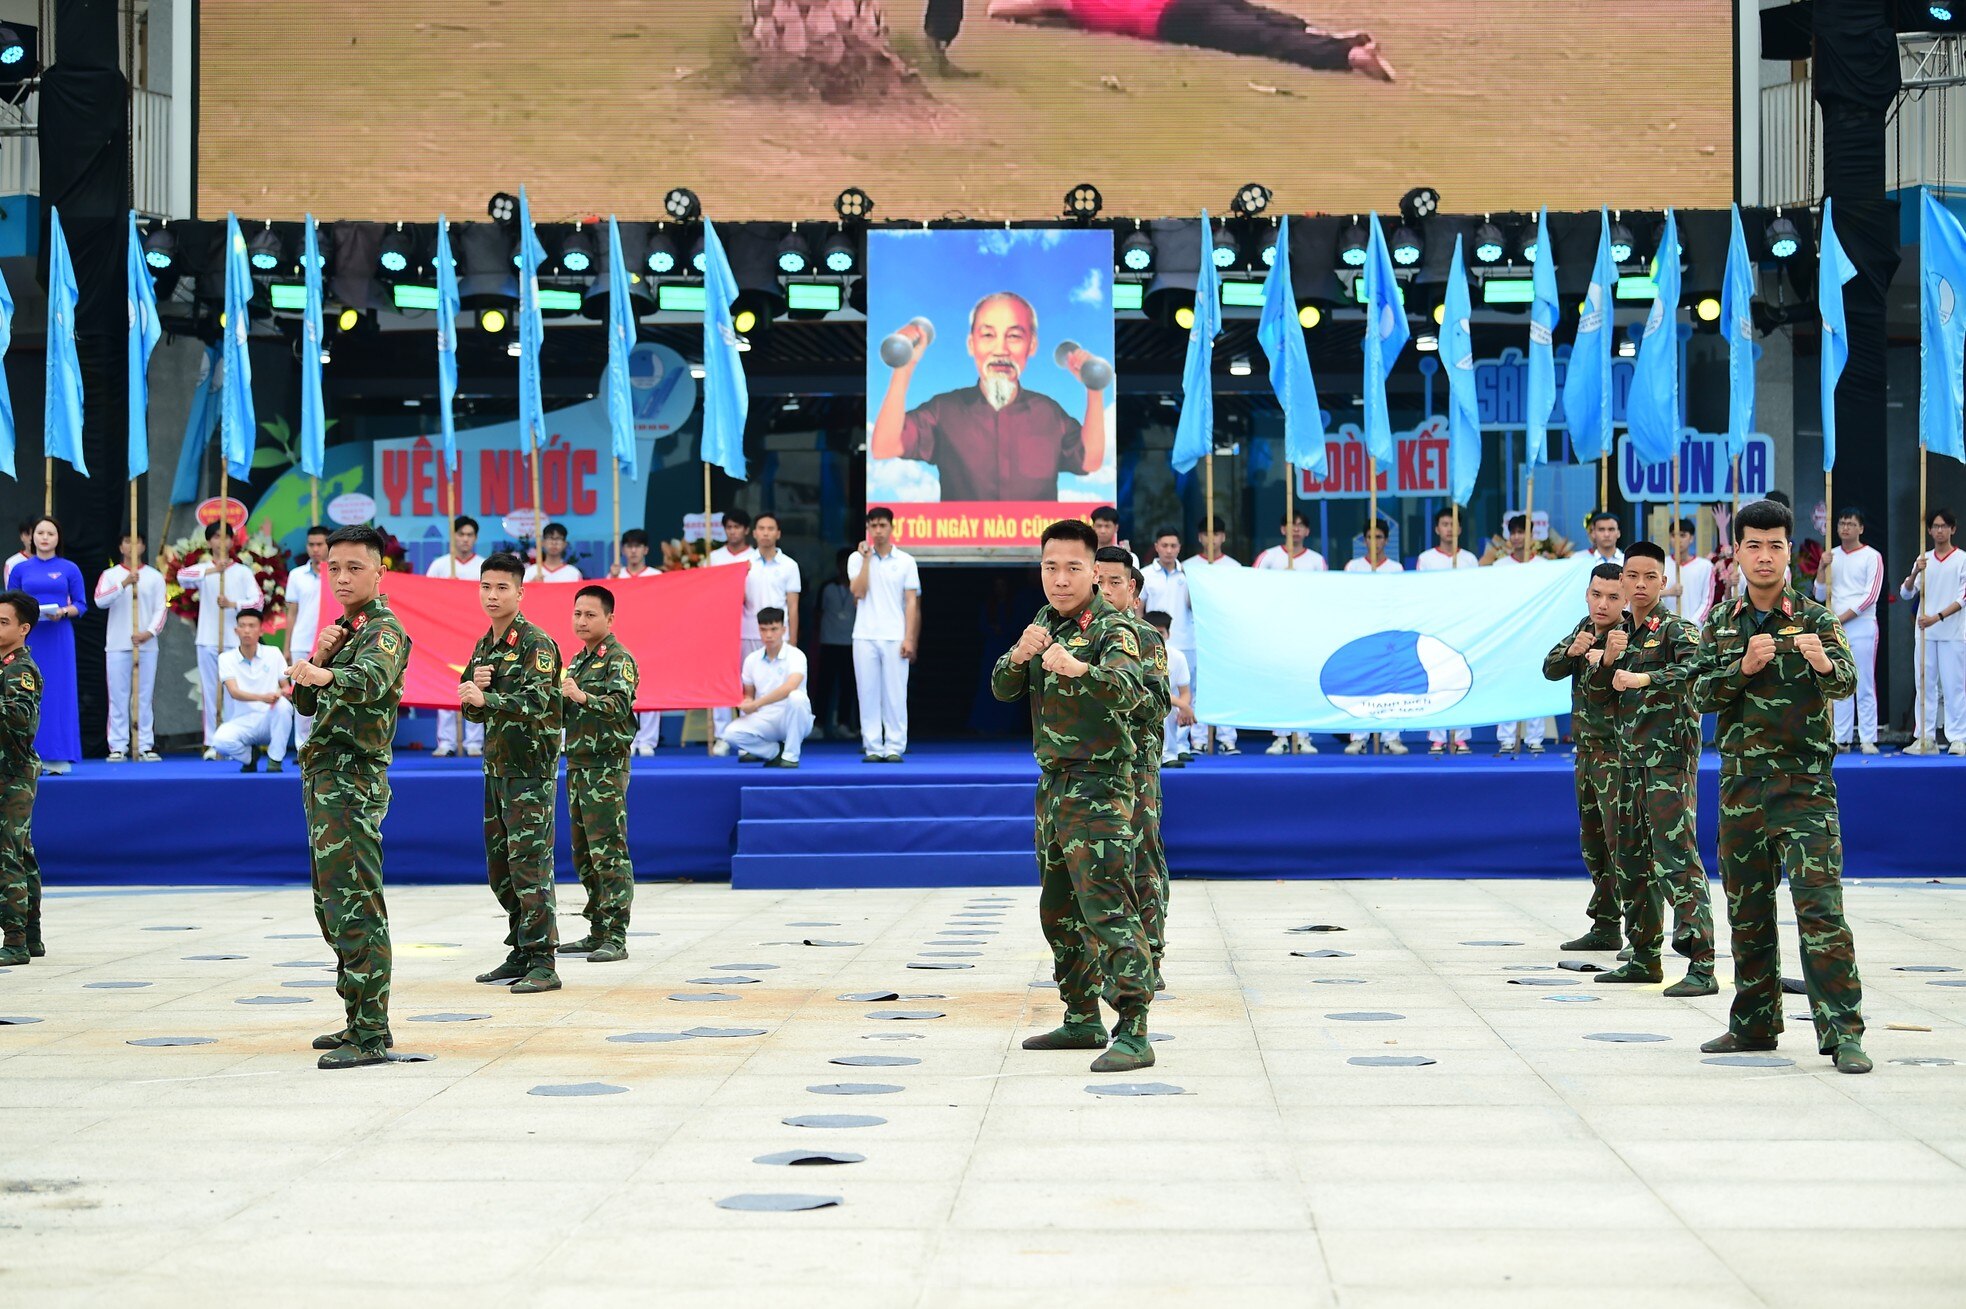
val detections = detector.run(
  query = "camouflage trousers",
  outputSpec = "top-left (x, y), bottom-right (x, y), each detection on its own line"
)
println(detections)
top-left (1718, 774), bottom-right (1864, 1051)
top-left (567, 764), bottom-right (633, 944)
top-left (1129, 766), bottom-right (1168, 975)
top-left (484, 774), bottom-right (559, 965)
top-left (0, 776), bottom-right (36, 947)
top-left (1035, 768), bottom-right (1152, 1025)
top-left (303, 768), bottom-right (392, 1045)
top-left (1574, 748), bottom-right (1620, 932)
top-left (1613, 765), bottom-right (1715, 969)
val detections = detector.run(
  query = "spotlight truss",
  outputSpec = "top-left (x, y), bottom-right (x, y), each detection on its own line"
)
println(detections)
top-left (665, 188), bottom-right (703, 222)
top-left (834, 187), bottom-right (873, 222)
top-left (1063, 183), bottom-right (1103, 220)
top-left (1232, 183), bottom-right (1273, 217)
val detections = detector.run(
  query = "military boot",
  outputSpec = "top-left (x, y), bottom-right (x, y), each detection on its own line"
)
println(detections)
top-left (1090, 1015), bottom-right (1155, 1073)
top-left (317, 1040), bottom-right (388, 1070)
top-left (1832, 1041), bottom-right (1873, 1074)
top-left (312, 1029), bottom-right (394, 1051)
top-left (0, 929), bottom-right (27, 967)
top-left (586, 939), bottom-right (627, 963)
top-left (511, 964), bottom-right (562, 994)
top-left (475, 952), bottom-right (526, 984)
top-left (25, 915), bottom-right (43, 958)
top-left (1021, 1016), bottom-right (1107, 1050)
top-left (557, 934), bottom-right (601, 954)
top-left (1662, 967), bottom-right (1718, 998)
top-left (1560, 925), bottom-right (1622, 952)
top-left (1594, 960), bottom-right (1664, 984)
top-left (1700, 1031), bottom-right (1777, 1054)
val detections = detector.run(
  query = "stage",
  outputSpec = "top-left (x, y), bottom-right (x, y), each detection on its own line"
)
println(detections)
top-left (33, 741), bottom-right (1946, 887)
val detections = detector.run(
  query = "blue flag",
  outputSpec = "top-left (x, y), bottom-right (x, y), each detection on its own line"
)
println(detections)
top-left (700, 218), bottom-right (748, 480)
top-left (170, 346), bottom-right (222, 505)
top-left (517, 186), bottom-right (548, 517)
top-left (220, 213), bottom-right (255, 481)
top-left (1442, 236), bottom-right (1481, 506)
top-left (605, 217), bottom-right (638, 481)
top-left (1172, 211), bottom-right (1221, 474)
top-left (435, 215), bottom-right (461, 476)
top-left (1721, 204), bottom-right (1758, 461)
top-left (44, 207), bottom-right (85, 477)
top-left (1361, 211), bottom-right (1408, 465)
top-left (299, 214), bottom-right (326, 480)
top-left (1525, 207), bottom-right (1557, 467)
top-left (1819, 197), bottom-right (1859, 474)
top-left (0, 261), bottom-right (13, 480)
top-left (1921, 192), bottom-right (1966, 463)
top-left (1562, 208), bottom-right (1616, 464)
top-left (1256, 215), bottom-right (1325, 478)
top-left (1628, 208), bottom-right (1682, 467)
top-left (127, 210), bottom-right (161, 482)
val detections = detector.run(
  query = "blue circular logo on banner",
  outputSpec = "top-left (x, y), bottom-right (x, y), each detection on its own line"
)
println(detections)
top-left (1320, 630), bottom-right (1472, 718)
top-left (630, 342), bottom-right (697, 435)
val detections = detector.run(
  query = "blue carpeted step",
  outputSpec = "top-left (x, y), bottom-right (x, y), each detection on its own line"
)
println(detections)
top-left (730, 849), bottom-right (1038, 890)
top-left (737, 815), bottom-right (1033, 856)
top-left (739, 782), bottom-right (1034, 823)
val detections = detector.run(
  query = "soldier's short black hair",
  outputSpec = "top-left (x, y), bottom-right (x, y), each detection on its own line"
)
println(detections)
top-left (1589, 563), bottom-right (1625, 585)
top-left (721, 509), bottom-right (752, 530)
top-left (452, 515), bottom-right (479, 534)
top-left (1589, 510), bottom-right (1619, 528)
top-left (326, 524), bottom-right (386, 560)
top-left (1091, 505), bottom-right (1119, 524)
top-left (621, 528), bottom-right (649, 548)
top-left (1042, 519), bottom-right (1099, 554)
top-left (865, 506), bottom-right (895, 525)
top-left (1129, 565), bottom-right (1144, 592)
top-left (541, 521), bottom-right (568, 540)
top-left (1672, 517), bottom-right (1696, 535)
top-left (1506, 514), bottom-right (1528, 534)
top-left (0, 589), bottom-right (35, 630)
top-left (575, 584), bottom-right (614, 615)
top-left (305, 523), bottom-right (331, 540)
top-left (1143, 609), bottom-right (1173, 632)
top-left (1094, 545), bottom-right (1133, 566)
top-left (481, 550), bottom-right (526, 580)
top-left (1625, 541), bottom-right (1668, 566)
top-left (1733, 498), bottom-right (1793, 542)
top-left (756, 606), bottom-right (786, 626)
top-left (1836, 506), bottom-right (1868, 528)
top-left (1934, 508), bottom-right (1958, 529)
top-left (235, 607), bottom-right (265, 623)
top-left (1153, 526), bottom-right (1181, 543)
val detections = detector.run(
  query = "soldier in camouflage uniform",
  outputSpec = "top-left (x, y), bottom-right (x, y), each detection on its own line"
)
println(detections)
top-left (1542, 563), bottom-right (1628, 953)
top-left (1095, 545), bottom-right (1172, 989)
top-left (0, 592), bottom-right (40, 968)
top-left (1692, 498), bottom-right (1869, 1074)
top-left (994, 520), bottom-right (1156, 1073)
top-left (557, 584), bottom-right (639, 964)
top-left (1588, 542), bottom-right (1716, 995)
top-left (461, 552), bottom-right (565, 994)
top-left (288, 527), bottom-right (411, 1070)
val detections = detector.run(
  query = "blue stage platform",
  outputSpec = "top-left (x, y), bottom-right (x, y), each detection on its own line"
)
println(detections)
top-left (32, 741), bottom-right (1946, 887)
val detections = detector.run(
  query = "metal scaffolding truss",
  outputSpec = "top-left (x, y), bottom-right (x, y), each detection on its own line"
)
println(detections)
top-left (1900, 31), bottom-right (1966, 97)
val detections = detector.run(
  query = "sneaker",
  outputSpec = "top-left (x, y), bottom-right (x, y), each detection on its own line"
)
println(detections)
top-left (1382, 736), bottom-right (1408, 755)
top-left (763, 756), bottom-right (800, 768)
top-left (1559, 928), bottom-right (1622, 952)
top-left (1177, 751), bottom-right (1195, 763)
top-left (266, 760), bottom-right (283, 773)
top-left (1161, 753), bottom-right (1181, 767)
top-left (1864, 743), bottom-right (1883, 755)
top-left (511, 967), bottom-right (563, 994)
top-left (586, 942), bottom-right (628, 963)
top-left (311, 1029), bottom-right (395, 1051)
top-left (1217, 743), bottom-right (1240, 756)
top-left (862, 752), bottom-right (883, 763)
top-left (201, 748), bottom-right (218, 761)
top-left (1700, 1031), bottom-right (1777, 1054)
top-left (1594, 962), bottom-right (1663, 984)
top-left (1832, 1041), bottom-right (1873, 1074)
top-left (433, 743), bottom-right (456, 758)
top-left (1090, 1031), bottom-right (1155, 1072)
top-left (1265, 737), bottom-right (1289, 755)
top-left (632, 746), bottom-right (655, 757)
top-left (463, 745), bottom-right (482, 757)
top-left (238, 761), bottom-right (256, 774)
top-left (1526, 743), bottom-right (1545, 755)
top-left (1835, 742), bottom-right (1851, 754)
top-left (106, 751), bottom-right (127, 763)
top-left (557, 935), bottom-right (600, 954)
top-left (474, 956), bottom-right (527, 984)
top-left (1662, 969), bottom-right (1718, 998)
top-left (1951, 741), bottom-right (1966, 757)
top-left (137, 750), bottom-right (161, 762)
top-left (1428, 742), bottom-right (1444, 756)
top-left (1021, 1021), bottom-right (1108, 1051)
top-left (882, 753), bottom-right (905, 763)
top-left (1453, 742), bottom-right (1472, 755)
top-left (1905, 738), bottom-right (1937, 756)
top-left (1293, 733), bottom-right (1319, 754)
top-left (736, 752), bottom-right (767, 764)
top-left (1343, 740), bottom-right (1366, 756)
top-left (317, 1041), bottom-right (388, 1070)
top-left (709, 739), bottom-right (731, 757)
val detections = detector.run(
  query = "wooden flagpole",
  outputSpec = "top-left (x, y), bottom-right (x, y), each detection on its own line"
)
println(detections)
top-left (310, 476), bottom-right (321, 528)
top-left (1204, 448), bottom-right (1216, 754)
top-left (528, 420), bottom-right (545, 562)
top-left (612, 457), bottom-right (622, 576)
top-left (1917, 449), bottom-right (1930, 751)
top-left (43, 457), bottom-right (52, 515)
top-left (1598, 454), bottom-right (1608, 515)
top-left (1522, 472), bottom-right (1534, 563)
top-left (704, 459), bottom-right (715, 756)
top-left (214, 466), bottom-right (228, 735)
top-left (128, 480), bottom-right (140, 759)
top-left (1285, 458), bottom-right (1297, 753)
top-left (446, 458), bottom-right (463, 755)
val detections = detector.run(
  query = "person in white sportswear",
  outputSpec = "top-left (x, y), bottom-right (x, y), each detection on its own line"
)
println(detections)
top-left (1, 518), bottom-right (27, 586)
top-left (283, 525), bottom-right (329, 749)
top-left (1584, 510), bottom-right (1625, 567)
top-left (523, 521), bottom-right (584, 584)
top-left (427, 515), bottom-right (487, 757)
top-left (1145, 609), bottom-right (1193, 766)
top-left (612, 528), bottom-right (664, 754)
top-left (211, 609), bottom-right (294, 772)
top-left (1091, 505), bottom-right (1138, 567)
top-left (1255, 512), bottom-right (1325, 754)
top-left (707, 509), bottom-right (761, 754)
top-left (1139, 529), bottom-right (1193, 760)
top-left (95, 530), bottom-right (166, 761)
top-left (747, 512), bottom-right (803, 645)
top-left (1489, 514), bottom-right (1545, 753)
top-left (1183, 517), bottom-right (1242, 754)
top-left (848, 506), bottom-right (921, 762)
top-left (1662, 516), bottom-right (1715, 628)
top-left (720, 607), bottom-right (812, 766)
top-left (1417, 506), bottom-right (1478, 753)
top-left (1813, 507), bottom-right (1884, 752)
top-left (171, 520), bottom-right (263, 756)
top-left (1342, 518), bottom-right (1408, 754)
top-left (1901, 507), bottom-right (1966, 755)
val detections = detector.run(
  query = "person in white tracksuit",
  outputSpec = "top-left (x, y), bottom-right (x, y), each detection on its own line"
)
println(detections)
top-left (1146, 610), bottom-right (1193, 765)
top-left (283, 525), bottom-right (329, 748)
top-left (1256, 512), bottom-right (1324, 754)
top-left (1139, 529), bottom-right (1194, 760)
top-left (172, 521), bottom-right (262, 756)
top-left (708, 510), bottom-right (759, 755)
top-left (94, 531), bottom-right (167, 761)
top-left (1181, 517), bottom-right (1242, 754)
top-left (1416, 506), bottom-right (1479, 754)
top-left (211, 609), bottom-right (294, 771)
top-left (1813, 507), bottom-right (1884, 753)
top-left (1489, 515), bottom-right (1545, 754)
top-left (427, 515), bottom-right (486, 757)
top-left (612, 528), bottom-right (664, 753)
top-left (1343, 518), bottom-right (1408, 754)
top-left (848, 507), bottom-right (921, 762)
top-left (719, 607), bottom-right (813, 766)
top-left (1901, 507), bottom-right (1966, 754)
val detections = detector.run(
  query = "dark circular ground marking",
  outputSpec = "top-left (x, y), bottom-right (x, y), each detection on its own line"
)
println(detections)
top-left (1543, 994), bottom-right (1601, 1003)
top-left (907, 962), bottom-right (973, 970)
top-left (1348, 1054), bottom-right (1437, 1067)
top-left (1508, 977), bottom-right (1581, 987)
top-left (682, 1027), bottom-right (768, 1038)
top-left (668, 993), bottom-right (742, 1003)
top-left (384, 1051), bottom-right (437, 1063)
top-left (608, 1032), bottom-right (693, 1044)
top-left (782, 1113), bottom-right (885, 1128)
top-left (1585, 1032), bottom-right (1670, 1043)
top-left (1287, 925), bottom-right (1347, 933)
top-left (1890, 1057), bottom-right (1958, 1067)
top-left (841, 992), bottom-right (901, 1003)
top-left (866, 1011), bottom-right (943, 1021)
top-left (1461, 940), bottom-right (1524, 947)
top-left (236, 995), bottom-right (311, 1005)
top-left (1895, 965), bottom-right (1962, 973)
top-left (408, 1012), bottom-right (492, 1022)
top-left (127, 1036), bottom-right (215, 1047)
top-left (184, 954), bottom-right (246, 961)
top-left (0, 1016), bottom-right (43, 1024)
top-left (715, 1193), bottom-right (840, 1211)
top-left (1311, 978), bottom-right (1370, 986)
top-left (808, 1082), bottom-right (903, 1095)
top-left (83, 981), bottom-right (151, 990)
top-left (1702, 1054), bottom-right (1794, 1068)
top-left (753, 1151), bottom-right (864, 1166)
top-left (1558, 961), bottom-right (1607, 973)
top-left (142, 926), bottom-right (198, 932)
top-left (1085, 1082), bottom-right (1185, 1096)
top-left (830, 1055), bottom-right (920, 1067)
top-left (1326, 1012), bottom-right (1404, 1021)
top-left (689, 976), bottom-right (761, 985)
top-left (528, 1082), bottom-right (626, 1097)
top-left (1291, 950), bottom-right (1353, 959)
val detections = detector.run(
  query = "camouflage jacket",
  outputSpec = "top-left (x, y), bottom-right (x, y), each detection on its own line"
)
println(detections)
top-left (1587, 605), bottom-right (1703, 772)
top-left (1542, 618), bottom-right (1619, 754)
top-left (1692, 585), bottom-right (1855, 776)
top-left (463, 614), bottom-right (563, 778)
top-left (990, 594), bottom-right (1147, 775)
top-left (0, 644), bottom-right (41, 781)
top-left (1119, 609), bottom-right (1170, 769)
top-left (563, 636), bottom-right (639, 768)
top-left (294, 596), bottom-right (410, 776)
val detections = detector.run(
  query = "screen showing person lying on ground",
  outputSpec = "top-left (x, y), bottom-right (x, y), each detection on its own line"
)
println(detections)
top-left (197, 1), bottom-right (1734, 219)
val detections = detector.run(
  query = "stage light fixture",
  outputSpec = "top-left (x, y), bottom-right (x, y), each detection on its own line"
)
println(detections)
top-left (248, 226), bottom-right (283, 272)
top-left (1233, 183), bottom-right (1273, 217)
top-left (645, 229), bottom-right (678, 275)
top-left (1696, 295), bottom-right (1721, 322)
top-left (1211, 225), bottom-right (1239, 269)
top-left (337, 307), bottom-right (360, 332)
top-left (378, 224), bottom-right (413, 275)
top-left (487, 192), bottom-right (518, 224)
top-left (1432, 302), bottom-right (1446, 325)
top-left (1933, 3), bottom-right (1955, 20)
top-left (1518, 225), bottom-right (1541, 264)
top-left (835, 187), bottom-right (874, 221)
top-left (560, 229), bottom-right (594, 274)
top-left (690, 237), bottom-right (707, 274)
top-left (0, 27), bottom-right (25, 65)
top-left (142, 225), bottom-right (176, 271)
top-left (1767, 214), bottom-right (1800, 259)
top-left (1400, 186), bottom-right (1441, 222)
top-left (734, 308), bottom-right (758, 334)
top-left (1120, 229), bottom-right (1154, 273)
top-left (1415, 333), bottom-right (1439, 352)
top-left (1175, 304), bottom-right (1196, 331)
top-left (479, 307), bottom-right (508, 333)
top-left (1064, 183), bottom-right (1103, 220)
top-left (1229, 356), bottom-right (1252, 377)
top-left (1337, 219), bottom-right (1368, 268)
top-left (1607, 219), bottom-right (1635, 264)
top-left (1618, 338), bottom-right (1637, 358)
top-left (1390, 224), bottom-right (1422, 267)
top-left (1298, 303), bottom-right (1322, 329)
top-left (777, 229), bottom-right (811, 274)
top-left (1258, 226), bottom-right (1279, 268)
top-left (1472, 221), bottom-right (1505, 264)
top-left (822, 230), bottom-right (857, 274)
top-left (507, 339), bottom-right (522, 358)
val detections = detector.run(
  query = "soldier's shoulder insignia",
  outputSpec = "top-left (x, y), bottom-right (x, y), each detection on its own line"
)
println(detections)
top-left (534, 647), bottom-right (554, 674)
top-left (615, 658), bottom-right (632, 681)
top-left (1067, 636), bottom-right (1089, 649)
top-left (1153, 649), bottom-right (1168, 674)
top-left (1643, 639), bottom-right (1661, 648)
top-left (377, 632), bottom-right (400, 655)
top-left (19, 671), bottom-right (36, 693)
top-left (1116, 627), bottom-right (1140, 659)
top-left (1778, 625), bottom-right (1803, 636)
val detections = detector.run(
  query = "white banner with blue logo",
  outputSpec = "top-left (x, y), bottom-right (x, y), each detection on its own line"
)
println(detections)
top-left (1186, 557), bottom-right (1592, 732)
